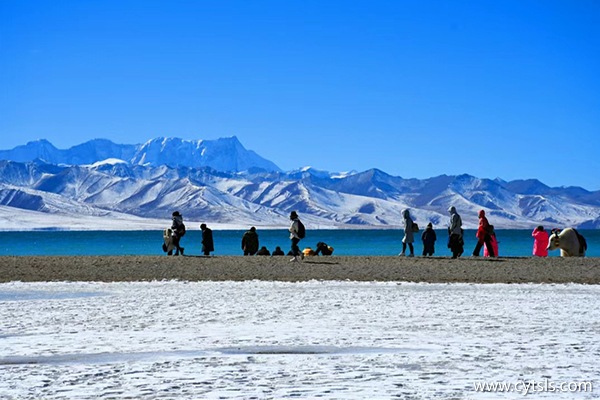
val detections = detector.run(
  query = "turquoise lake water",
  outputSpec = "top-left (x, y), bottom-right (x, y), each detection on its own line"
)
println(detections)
top-left (1, 229), bottom-right (598, 257)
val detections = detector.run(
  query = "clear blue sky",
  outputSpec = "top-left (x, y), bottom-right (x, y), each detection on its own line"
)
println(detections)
top-left (1, 1), bottom-right (599, 189)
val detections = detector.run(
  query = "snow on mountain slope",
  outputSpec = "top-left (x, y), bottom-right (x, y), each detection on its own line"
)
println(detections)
top-left (131, 137), bottom-right (281, 172)
top-left (578, 216), bottom-right (600, 229)
top-left (0, 137), bottom-right (599, 230)
top-left (87, 158), bottom-right (128, 168)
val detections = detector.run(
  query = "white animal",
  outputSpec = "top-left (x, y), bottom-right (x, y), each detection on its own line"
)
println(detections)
top-left (163, 228), bottom-right (175, 254)
top-left (547, 228), bottom-right (587, 257)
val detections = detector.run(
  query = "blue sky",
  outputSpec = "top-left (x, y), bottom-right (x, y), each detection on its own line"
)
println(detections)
top-left (1, 1), bottom-right (599, 189)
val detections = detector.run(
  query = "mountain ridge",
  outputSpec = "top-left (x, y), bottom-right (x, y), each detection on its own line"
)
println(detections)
top-left (0, 136), bottom-right (280, 173)
top-left (0, 137), bottom-right (599, 230)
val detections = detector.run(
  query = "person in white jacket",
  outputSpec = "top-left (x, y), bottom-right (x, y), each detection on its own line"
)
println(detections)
top-left (447, 206), bottom-right (464, 259)
top-left (289, 211), bottom-right (303, 262)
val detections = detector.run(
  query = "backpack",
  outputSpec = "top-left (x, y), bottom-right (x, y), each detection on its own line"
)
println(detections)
top-left (412, 222), bottom-right (419, 233)
top-left (178, 224), bottom-right (186, 237)
top-left (297, 220), bottom-right (306, 239)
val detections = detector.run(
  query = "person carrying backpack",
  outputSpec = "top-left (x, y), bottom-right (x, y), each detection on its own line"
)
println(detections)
top-left (289, 211), bottom-right (305, 262)
top-left (170, 211), bottom-right (186, 256)
top-left (399, 209), bottom-right (416, 257)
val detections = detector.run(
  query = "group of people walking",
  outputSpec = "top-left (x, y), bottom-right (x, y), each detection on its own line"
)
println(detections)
top-left (400, 207), bottom-right (551, 258)
top-left (166, 208), bottom-right (554, 258)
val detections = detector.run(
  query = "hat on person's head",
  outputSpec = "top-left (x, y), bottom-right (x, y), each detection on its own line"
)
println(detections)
top-left (250, 226), bottom-right (256, 232)
top-left (290, 211), bottom-right (298, 219)
top-left (172, 211), bottom-right (181, 217)
top-left (427, 222), bottom-right (433, 228)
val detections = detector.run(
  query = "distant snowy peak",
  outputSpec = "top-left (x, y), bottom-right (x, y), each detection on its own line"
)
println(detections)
top-left (132, 136), bottom-right (280, 172)
top-left (0, 139), bottom-right (59, 163)
top-left (0, 136), bottom-right (281, 173)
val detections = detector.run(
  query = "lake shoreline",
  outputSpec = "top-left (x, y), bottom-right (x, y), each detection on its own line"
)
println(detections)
top-left (1, 255), bottom-right (599, 284)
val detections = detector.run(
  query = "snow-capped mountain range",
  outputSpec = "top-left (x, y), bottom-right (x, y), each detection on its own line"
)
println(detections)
top-left (1, 137), bottom-right (599, 230)
top-left (0, 137), bottom-right (280, 173)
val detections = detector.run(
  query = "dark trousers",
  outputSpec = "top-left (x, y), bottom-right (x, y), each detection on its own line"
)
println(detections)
top-left (291, 238), bottom-right (301, 257)
top-left (473, 234), bottom-right (495, 257)
top-left (448, 234), bottom-right (463, 258)
top-left (422, 245), bottom-right (434, 256)
top-left (402, 242), bottom-right (414, 255)
top-left (172, 235), bottom-right (183, 255)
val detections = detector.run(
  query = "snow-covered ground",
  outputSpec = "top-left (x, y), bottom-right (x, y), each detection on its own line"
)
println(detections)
top-left (0, 205), bottom-right (254, 231)
top-left (1, 281), bottom-right (598, 399)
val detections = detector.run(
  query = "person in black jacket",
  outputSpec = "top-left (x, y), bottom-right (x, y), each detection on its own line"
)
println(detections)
top-left (421, 222), bottom-right (437, 256)
top-left (241, 227), bottom-right (259, 255)
top-left (200, 223), bottom-right (214, 256)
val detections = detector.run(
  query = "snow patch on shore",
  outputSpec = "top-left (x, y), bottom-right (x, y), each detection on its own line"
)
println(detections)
top-left (0, 281), bottom-right (598, 399)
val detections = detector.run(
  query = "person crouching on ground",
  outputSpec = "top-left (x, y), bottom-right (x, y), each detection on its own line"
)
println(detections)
top-left (200, 223), bottom-right (214, 256)
top-left (314, 242), bottom-right (333, 256)
top-left (170, 211), bottom-right (186, 256)
top-left (473, 210), bottom-right (495, 257)
top-left (256, 246), bottom-right (270, 256)
top-left (399, 209), bottom-right (415, 257)
top-left (421, 222), bottom-right (437, 256)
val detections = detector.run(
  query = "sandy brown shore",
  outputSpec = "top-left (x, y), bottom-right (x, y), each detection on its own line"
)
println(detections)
top-left (1, 255), bottom-right (599, 284)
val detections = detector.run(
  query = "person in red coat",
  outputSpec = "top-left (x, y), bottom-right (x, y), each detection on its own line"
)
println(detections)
top-left (532, 226), bottom-right (549, 257)
top-left (472, 210), bottom-right (495, 257)
top-left (483, 225), bottom-right (499, 257)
